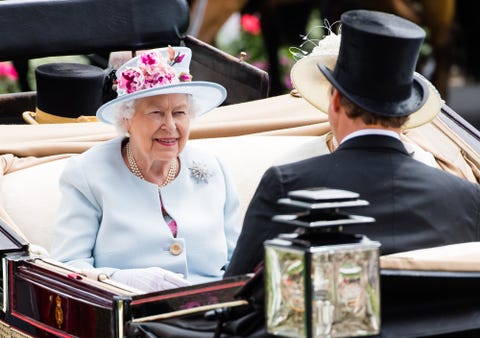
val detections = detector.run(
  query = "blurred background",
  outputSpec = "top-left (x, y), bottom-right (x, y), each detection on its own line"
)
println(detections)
top-left (1, 0), bottom-right (479, 128)
top-left (187, 0), bottom-right (480, 128)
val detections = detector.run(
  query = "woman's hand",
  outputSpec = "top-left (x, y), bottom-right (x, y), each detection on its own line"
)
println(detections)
top-left (111, 267), bottom-right (191, 292)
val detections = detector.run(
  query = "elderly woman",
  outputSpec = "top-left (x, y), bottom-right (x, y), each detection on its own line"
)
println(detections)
top-left (50, 46), bottom-right (241, 292)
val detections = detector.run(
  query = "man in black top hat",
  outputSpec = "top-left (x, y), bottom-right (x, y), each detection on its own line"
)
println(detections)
top-left (225, 10), bottom-right (480, 277)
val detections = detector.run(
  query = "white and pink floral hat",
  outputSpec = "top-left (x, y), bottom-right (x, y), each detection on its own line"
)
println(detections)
top-left (96, 46), bottom-right (226, 124)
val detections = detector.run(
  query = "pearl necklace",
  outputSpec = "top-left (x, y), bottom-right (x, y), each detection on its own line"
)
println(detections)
top-left (126, 141), bottom-right (178, 188)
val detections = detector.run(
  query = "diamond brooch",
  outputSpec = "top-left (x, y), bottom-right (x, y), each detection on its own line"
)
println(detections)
top-left (189, 161), bottom-right (212, 183)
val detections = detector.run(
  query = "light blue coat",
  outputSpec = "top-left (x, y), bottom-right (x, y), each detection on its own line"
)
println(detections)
top-left (50, 137), bottom-right (241, 284)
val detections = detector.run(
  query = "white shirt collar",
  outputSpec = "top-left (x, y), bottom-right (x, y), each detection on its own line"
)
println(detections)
top-left (340, 129), bottom-right (400, 144)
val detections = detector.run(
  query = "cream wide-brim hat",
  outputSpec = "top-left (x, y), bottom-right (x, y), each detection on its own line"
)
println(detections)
top-left (290, 54), bottom-right (443, 129)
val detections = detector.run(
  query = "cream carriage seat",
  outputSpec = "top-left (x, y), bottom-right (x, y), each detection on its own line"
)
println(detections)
top-left (0, 132), bottom-right (329, 253)
top-left (0, 133), bottom-right (442, 254)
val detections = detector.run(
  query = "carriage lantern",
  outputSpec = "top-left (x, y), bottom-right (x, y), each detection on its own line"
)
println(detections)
top-left (264, 188), bottom-right (381, 338)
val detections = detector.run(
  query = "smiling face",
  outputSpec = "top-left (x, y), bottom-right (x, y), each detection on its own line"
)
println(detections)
top-left (124, 93), bottom-right (191, 164)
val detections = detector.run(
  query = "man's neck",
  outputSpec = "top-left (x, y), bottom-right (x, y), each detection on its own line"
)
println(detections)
top-left (334, 118), bottom-right (401, 144)
top-left (340, 128), bottom-right (401, 144)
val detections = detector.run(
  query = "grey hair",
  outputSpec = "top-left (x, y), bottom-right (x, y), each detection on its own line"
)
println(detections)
top-left (112, 94), bottom-right (199, 134)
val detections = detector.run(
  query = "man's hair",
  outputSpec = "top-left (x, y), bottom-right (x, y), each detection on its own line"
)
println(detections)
top-left (337, 89), bottom-right (409, 128)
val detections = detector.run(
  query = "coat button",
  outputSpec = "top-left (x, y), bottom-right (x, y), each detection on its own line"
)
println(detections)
top-left (169, 243), bottom-right (183, 256)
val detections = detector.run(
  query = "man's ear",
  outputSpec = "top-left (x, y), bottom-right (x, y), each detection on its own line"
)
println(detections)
top-left (330, 88), bottom-right (343, 114)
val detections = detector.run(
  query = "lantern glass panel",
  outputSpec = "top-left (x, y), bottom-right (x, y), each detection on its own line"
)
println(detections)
top-left (265, 244), bottom-right (306, 338)
top-left (265, 239), bottom-right (380, 338)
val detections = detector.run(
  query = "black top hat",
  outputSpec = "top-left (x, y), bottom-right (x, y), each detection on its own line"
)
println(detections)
top-left (26, 63), bottom-right (109, 123)
top-left (318, 10), bottom-right (428, 117)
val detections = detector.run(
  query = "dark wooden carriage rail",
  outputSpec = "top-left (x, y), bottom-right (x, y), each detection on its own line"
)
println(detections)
top-left (0, 0), bottom-right (269, 124)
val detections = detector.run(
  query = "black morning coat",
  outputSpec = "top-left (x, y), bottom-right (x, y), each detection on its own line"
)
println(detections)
top-left (225, 134), bottom-right (480, 277)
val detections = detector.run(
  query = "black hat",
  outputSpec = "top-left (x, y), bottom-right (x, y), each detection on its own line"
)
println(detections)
top-left (290, 10), bottom-right (442, 128)
top-left (23, 63), bottom-right (109, 123)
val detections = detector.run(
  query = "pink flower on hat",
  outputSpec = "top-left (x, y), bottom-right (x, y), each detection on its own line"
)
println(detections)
top-left (167, 45), bottom-right (185, 66)
top-left (179, 72), bottom-right (193, 82)
top-left (140, 56), bottom-right (178, 88)
top-left (140, 51), bottom-right (160, 66)
top-left (175, 53), bottom-right (185, 64)
top-left (116, 47), bottom-right (191, 95)
top-left (117, 67), bottom-right (145, 94)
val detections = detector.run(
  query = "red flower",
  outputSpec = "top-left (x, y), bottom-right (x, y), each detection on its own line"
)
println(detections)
top-left (241, 14), bottom-right (261, 35)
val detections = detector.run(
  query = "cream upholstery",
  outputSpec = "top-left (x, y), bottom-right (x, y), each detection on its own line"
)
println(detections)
top-left (0, 133), bottom-right (460, 253)
top-left (381, 242), bottom-right (480, 271)
top-left (2, 159), bottom-right (67, 251)
top-left (0, 134), bottom-right (328, 252)
top-left (191, 135), bottom-right (329, 221)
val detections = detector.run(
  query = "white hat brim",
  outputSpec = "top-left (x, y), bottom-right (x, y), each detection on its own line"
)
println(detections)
top-left (97, 81), bottom-right (226, 124)
top-left (290, 55), bottom-right (443, 129)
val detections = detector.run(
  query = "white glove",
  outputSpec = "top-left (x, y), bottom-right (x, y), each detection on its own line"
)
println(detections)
top-left (111, 267), bottom-right (191, 292)
top-left (29, 244), bottom-right (50, 257)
